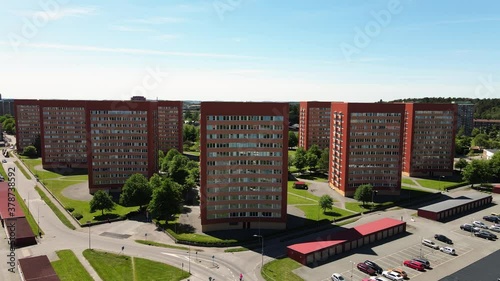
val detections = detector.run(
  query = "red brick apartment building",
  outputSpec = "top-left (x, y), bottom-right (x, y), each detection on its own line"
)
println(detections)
top-left (402, 103), bottom-right (457, 177)
top-left (298, 102), bottom-right (331, 150)
top-left (329, 103), bottom-right (405, 197)
top-left (14, 99), bottom-right (182, 193)
top-left (200, 102), bottom-right (289, 232)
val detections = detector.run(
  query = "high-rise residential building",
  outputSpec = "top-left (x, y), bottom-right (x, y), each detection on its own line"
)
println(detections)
top-left (402, 103), bottom-right (457, 177)
top-left (455, 102), bottom-right (474, 135)
top-left (0, 95), bottom-right (14, 116)
top-left (329, 103), bottom-right (405, 197)
top-left (14, 99), bottom-right (183, 193)
top-left (14, 100), bottom-right (41, 151)
top-left (298, 102), bottom-right (331, 150)
top-left (200, 102), bottom-right (288, 232)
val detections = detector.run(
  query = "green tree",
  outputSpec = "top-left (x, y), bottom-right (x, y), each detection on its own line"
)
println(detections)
top-left (462, 160), bottom-right (492, 186)
top-left (318, 148), bottom-right (329, 172)
top-left (319, 195), bottom-right (333, 213)
top-left (288, 132), bottom-right (298, 148)
top-left (289, 103), bottom-right (299, 124)
top-left (472, 133), bottom-right (489, 148)
top-left (354, 184), bottom-right (373, 206)
top-left (183, 124), bottom-right (198, 142)
top-left (168, 154), bottom-right (190, 185)
top-left (489, 152), bottom-right (500, 181)
top-left (471, 128), bottom-right (480, 137)
top-left (288, 154), bottom-right (294, 169)
top-left (22, 145), bottom-right (37, 158)
top-left (149, 173), bottom-right (164, 190)
top-left (89, 190), bottom-right (115, 216)
top-left (148, 179), bottom-right (182, 220)
top-left (119, 173), bottom-right (152, 208)
top-left (307, 144), bottom-right (322, 159)
top-left (161, 148), bottom-right (181, 171)
top-left (293, 147), bottom-right (307, 173)
top-left (305, 153), bottom-right (319, 171)
top-left (454, 158), bottom-right (468, 172)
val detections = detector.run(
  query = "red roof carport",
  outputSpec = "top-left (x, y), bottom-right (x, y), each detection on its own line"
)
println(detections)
top-left (18, 255), bottom-right (61, 281)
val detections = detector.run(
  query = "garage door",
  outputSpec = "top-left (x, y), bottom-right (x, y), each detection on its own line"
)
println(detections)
top-left (329, 246), bottom-right (335, 256)
top-left (307, 254), bottom-right (314, 264)
top-left (358, 238), bottom-right (363, 247)
top-left (321, 249), bottom-right (329, 261)
top-left (336, 245), bottom-right (343, 254)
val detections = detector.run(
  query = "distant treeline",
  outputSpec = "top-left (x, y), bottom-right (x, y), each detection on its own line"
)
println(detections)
top-left (389, 98), bottom-right (500, 120)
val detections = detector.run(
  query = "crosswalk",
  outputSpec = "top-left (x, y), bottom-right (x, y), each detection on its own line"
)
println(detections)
top-left (328, 240), bottom-right (474, 281)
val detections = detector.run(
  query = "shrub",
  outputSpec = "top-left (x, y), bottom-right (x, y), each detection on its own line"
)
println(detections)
top-left (66, 207), bottom-right (75, 212)
top-left (73, 212), bottom-right (83, 220)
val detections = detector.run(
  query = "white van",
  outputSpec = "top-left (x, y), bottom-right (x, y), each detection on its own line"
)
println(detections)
top-left (440, 246), bottom-right (456, 255)
top-left (422, 239), bottom-right (439, 249)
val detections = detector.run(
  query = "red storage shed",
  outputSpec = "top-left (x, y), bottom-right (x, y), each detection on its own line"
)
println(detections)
top-left (18, 255), bottom-right (60, 281)
top-left (287, 218), bottom-right (406, 266)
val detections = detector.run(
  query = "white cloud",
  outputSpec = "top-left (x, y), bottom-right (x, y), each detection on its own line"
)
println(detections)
top-left (0, 41), bottom-right (265, 60)
top-left (32, 6), bottom-right (98, 21)
top-left (127, 17), bottom-right (186, 24)
top-left (151, 34), bottom-right (179, 41)
top-left (109, 25), bottom-right (154, 33)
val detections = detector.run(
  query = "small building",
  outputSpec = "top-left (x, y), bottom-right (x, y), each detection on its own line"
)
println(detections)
top-left (483, 149), bottom-right (499, 160)
top-left (18, 255), bottom-right (60, 281)
top-left (6, 217), bottom-right (37, 247)
top-left (492, 185), bottom-right (500, 194)
top-left (287, 218), bottom-right (406, 266)
top-left (417, 193), bottom-right (492, 222)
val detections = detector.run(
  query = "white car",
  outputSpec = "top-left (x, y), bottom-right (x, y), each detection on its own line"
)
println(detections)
top-left (331, 273), bottom-right (345, 281)
top-left (382, 271), bottom-right (403, 281)
top-left (472, 221), bottom-right (488, 229)
top-left (489, 225), bottom-right (500, 233)
top-left (421, 239), bottom-right (439, 249)
top-left (439, 246), bottom-right (456, 255)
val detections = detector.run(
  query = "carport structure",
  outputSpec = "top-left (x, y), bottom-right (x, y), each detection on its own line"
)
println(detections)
top-left (418, 193), bottom-right (492, 221)
top-left (287, 218), bottom-right (406, 266)
top-left (18, 255), bottom-right (60, 281)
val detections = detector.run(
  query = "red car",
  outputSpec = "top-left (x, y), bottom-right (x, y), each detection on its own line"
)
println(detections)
top-left (357, 262), bottom-right (376, 275)
top-left (403, 260), bottom-right (425, 271)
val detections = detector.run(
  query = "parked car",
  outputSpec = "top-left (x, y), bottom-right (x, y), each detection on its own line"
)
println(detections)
top-left (403, 260), bottom-right (425, 271)
top-left (368, 277), bottom-right (390, 281)
top-left (460, 223), bottom-right (480, 232)
top-left (434, 234), bottom-right (453, 244)
top-left (489, 225), bottom-right (500, 233)
top-left (474, 230), bottom-right (497, 240)
top-left (388, 268), bottom-right (407, 279)
top-left (440, 246), bottom-right (456, 255)
top-left (412, 257), bottom-right (431, 269)
top-left (357, 262), bottom-right (376, 275)
top-left (364, 260), bottom-right (383, 274)
top-left (472, 221), bottom-right (488, 229)
top-left (491, 212), bottom-right (500, 217)
top-left (1, 159), bottom-right (6, 163)
top-left (331, 273), bottom-right (345, 281)
top-left (421, 239), bottom-right (439, 249)
top-left (483, 215), bottom-right (500, 223)
top-left (382, 270), bottom-right (404, 281)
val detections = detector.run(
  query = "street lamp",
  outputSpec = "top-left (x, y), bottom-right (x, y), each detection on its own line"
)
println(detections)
top-left (350, 260), bottom-right (354, 281)
top-left (253, 234), bottom-right (264, 269)
top-left (188, 245), bottom-right (191, 273)
top-left (87, 221), bottom-right (91, 249)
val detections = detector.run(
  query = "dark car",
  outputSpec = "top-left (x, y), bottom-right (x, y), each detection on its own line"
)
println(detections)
top-left (364, 260), bottom-right (383, 274)
top-left (474, 230), bottom-right (497, 240)
top-left (357, 262), bottom-right (376, 275)
top-left (460, 223), bottom-right (479, 232)
top-left (483, 215), bottom-right (500, 223)
top-left (434, 234), bottom-right (453, 244)
top-left (412, 257), bottom-right (431, 269)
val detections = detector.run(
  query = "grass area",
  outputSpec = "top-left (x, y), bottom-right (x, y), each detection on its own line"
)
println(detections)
top-left (345, 202), bottom-right (372, 213)
top-left (0, 163), bottom-right (43, 235)
top-left (51, 250), bottom-right (93, 281)
top-left (262, 258), bottom-right (303, 281)
top-left (297, 205), bottom-right (355, 220)
top-left (287, 181), bottom-right (319, 201)
top-left (35, 185), bottom-right (76, 230)
top-left (183, 151), bottom-right (200, 156)
top-left (297, 172), bottom-right (328, 182)
top-left (414, 178), bottom-right (466, 190)
top-left (22, 158), bottom-right (138, 224)
top-left (135, 240), bottom-right (189, 251)
top-left (402, 178), bottom-right (416, 185)
top-left (14, 160), bottom-right (32, 179)
top-left (224, 247), bottom-right (250, 253)
top-left (83, 249), bottom-right (190, 281)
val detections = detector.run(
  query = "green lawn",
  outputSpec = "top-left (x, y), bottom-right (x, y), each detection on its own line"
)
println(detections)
top-left (51, 250), bottom-right (93, 281)
top-left (83, 249), bottom-right (190, 281)
top-left (345, 202), bottom-right (372, 213)
top-left (14, 160), bottom-right (32, 179)
top-left (135, 240), bottom-right (189, 251)
top-left (401, 178), bottom-right (416, 185)
top-left (288, 193), bottom-right (316, 205)
top-left (297, 205), bottom-right (355, 220)
top-left (22, 158), bottom-right (138, 223)
top-left (414, 178), bottom-right (465, 190)
top-left (262, 258), bottom-right (304, 281)
top-left (35, 185), bottom-right (76, 230)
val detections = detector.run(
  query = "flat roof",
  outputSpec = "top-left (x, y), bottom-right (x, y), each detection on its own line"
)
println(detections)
top-left (18, 255), bottom-right (60, 281)
top-left (287, 218), bottom-right (405, 255)
top-left (0, 183), bottom-right (25, 219)
top-left (11, 217), bottom-right (36, 239)
top-left (418, 193), bottom-right (491, 213)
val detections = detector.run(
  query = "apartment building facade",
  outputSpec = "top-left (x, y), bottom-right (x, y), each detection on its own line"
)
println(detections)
top-left (455, 102), bottom-right (474, 135)
top-left (402, 103), bottom-right (457, 177)
top-left (200, 102), bottom-right (289, 232)
top-left (15, 99), bottom-right (183, 193)
top-left (298, 102), bottom-right (331, 150)
top-left (329, 103), bottom-right (405, 197)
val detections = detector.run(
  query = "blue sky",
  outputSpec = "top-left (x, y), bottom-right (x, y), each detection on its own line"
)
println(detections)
top-left (1, 0), bottom-right (499, 102)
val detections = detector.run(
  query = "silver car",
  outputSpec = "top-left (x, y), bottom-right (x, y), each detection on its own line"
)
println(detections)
top-left (489, 225), bottom-right (500, 233)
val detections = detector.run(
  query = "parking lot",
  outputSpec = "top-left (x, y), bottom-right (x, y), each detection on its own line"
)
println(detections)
top-left (293, 196), bottom-right (500, 281)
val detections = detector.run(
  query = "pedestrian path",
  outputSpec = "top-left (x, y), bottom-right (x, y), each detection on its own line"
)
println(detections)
top-left (73, 250), bottom-right (103, 281)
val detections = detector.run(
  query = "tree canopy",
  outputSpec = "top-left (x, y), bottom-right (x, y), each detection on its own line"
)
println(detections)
top-left (319, 195), bottom-right (333, 213)
top-left (119, 173), bottom-right (152, 208)
top-left (288, 132), bottom-right (298, 148)
top-left (454, 158), bottom-right (468, 172)
top-left (148, 178), bottom-right (182, 220)
top-left (354, 184), bottom-right (373, 205)
top-left (293, 147), bottom-right (307, 172)
top-left (90, 190), bottom-right (115, 215)
top-left (462, 160), bottom-right (492, 186)
top-left (22, 145), bottom-right (37, 158)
